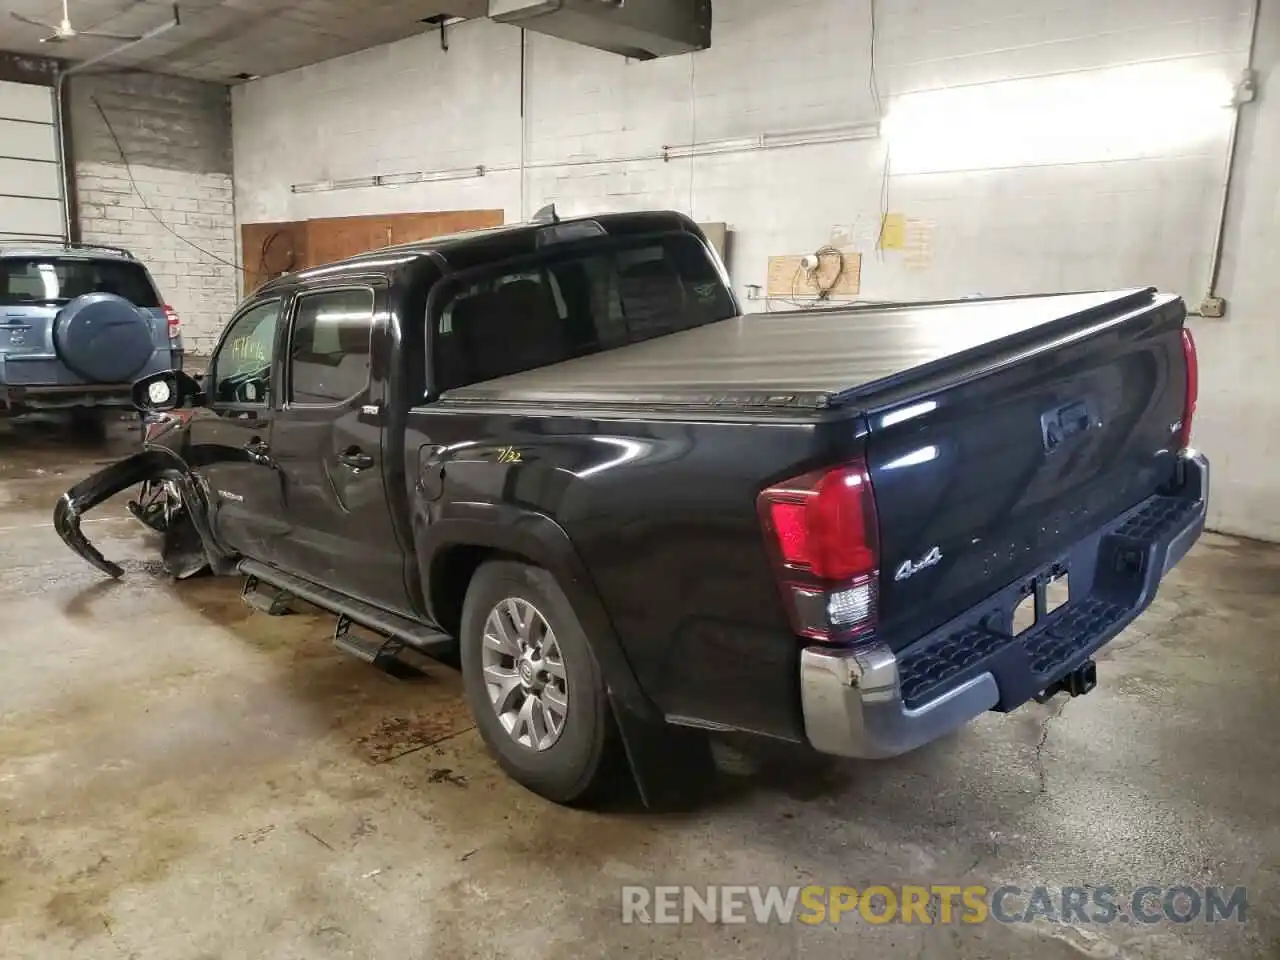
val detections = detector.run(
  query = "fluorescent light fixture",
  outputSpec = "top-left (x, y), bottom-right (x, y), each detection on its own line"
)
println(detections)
top-left (376, 171), bottom-right (425, 186)
top-left (664, 122), bottom-right (880, 160)
top-left (291, 166), bottom-right (487, 193)
top-left (375, 167), bottom-right (485, 186)
top-left (663, 136), bottom-right (760, 160)
top-left (420, 165), bottom-right (486, 184)
top-left (762, 122), bottom-right (879, 148)
top-left (330, 176), bottom-right (377, 191)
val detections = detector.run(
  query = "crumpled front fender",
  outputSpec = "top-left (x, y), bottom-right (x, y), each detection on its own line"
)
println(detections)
top-left (54, 449), bottom-right (221, 579)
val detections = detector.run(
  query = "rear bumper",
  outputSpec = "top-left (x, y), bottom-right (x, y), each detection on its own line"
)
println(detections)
top-left (1, 383), bottom-right (135, 411)
top-left (1, 348), bottom-right (180, 411)
top-left (801, 451), bottom-right (1209, 760)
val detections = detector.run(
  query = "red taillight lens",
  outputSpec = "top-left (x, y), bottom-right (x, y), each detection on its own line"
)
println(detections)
top-left (1178, 326), bottom-right (1197, 449)
top-left (164, 305), bottom-right (182, 339)
top-left (759, 460), bottom-right (880, 642)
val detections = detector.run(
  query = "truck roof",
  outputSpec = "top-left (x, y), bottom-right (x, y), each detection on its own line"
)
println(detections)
top-left (258, 210), bottom-right (701, 294)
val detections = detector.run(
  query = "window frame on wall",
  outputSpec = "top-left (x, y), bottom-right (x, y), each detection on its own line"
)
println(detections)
top-left (283, 283), bottom-right (378, 410)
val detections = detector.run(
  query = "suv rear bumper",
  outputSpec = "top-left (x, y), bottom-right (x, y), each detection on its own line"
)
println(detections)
top-left (2, 383), bottom-right (136, 411)
top-left (800, 451), bottom-right (1209, 760)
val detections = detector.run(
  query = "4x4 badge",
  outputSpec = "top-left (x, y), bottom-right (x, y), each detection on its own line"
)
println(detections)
top-left (895, 546), bottom-right (943, 582)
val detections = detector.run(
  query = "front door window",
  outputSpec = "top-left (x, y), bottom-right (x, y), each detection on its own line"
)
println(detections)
top-left (211, 300), bottom-right (281, 406)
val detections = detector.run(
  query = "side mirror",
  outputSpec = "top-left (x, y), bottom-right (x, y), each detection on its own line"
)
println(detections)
top-left (132, 370), bottom-right (205, 412)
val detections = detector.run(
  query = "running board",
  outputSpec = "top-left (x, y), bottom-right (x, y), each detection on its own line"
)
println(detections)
top-left (242, 575), bottom-right (295, 615)
top-left (333, 614), bottom-right (426, 680)
top-left (237, 559), bottom-right (455, 657)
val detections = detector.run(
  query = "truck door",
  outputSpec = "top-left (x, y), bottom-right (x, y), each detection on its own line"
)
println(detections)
top-left (267, 281), bottom-right (410, 613)
top-left (188, 296), bottom-right (290, 560)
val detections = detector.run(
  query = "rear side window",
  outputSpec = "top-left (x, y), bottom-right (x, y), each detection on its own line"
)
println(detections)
top-left (433, 233), bottom-right (735, 391)
top-left (0, 258), bottom-right (160, 307)
top-left (288, 288), bottom-right (375, 405)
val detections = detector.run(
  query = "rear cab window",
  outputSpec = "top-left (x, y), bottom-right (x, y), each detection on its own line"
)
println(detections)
top-left (0, 258), bottom-right (161, 308)
top-left (432, 232), bottom-right (736, 392)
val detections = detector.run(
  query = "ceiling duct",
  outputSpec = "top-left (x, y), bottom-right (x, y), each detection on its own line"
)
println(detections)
top-left (488, 0), bottom-right (710, 60)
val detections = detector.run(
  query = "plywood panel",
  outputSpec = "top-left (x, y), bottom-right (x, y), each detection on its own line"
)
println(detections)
top-left (240, 209), bottom-right (505, 296)
top-left (304, 210), bottom-right (505, 266)
top-left (241, 220), bottom-right (306, 295)
top-left (767, 251), bottom-right (861, 299)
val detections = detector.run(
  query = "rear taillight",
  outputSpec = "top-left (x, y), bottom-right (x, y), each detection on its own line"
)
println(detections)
top-left (164, 304), bottom-right (182, 339)
top-left (1178, 326), bottom-right (1198, 448)
top-left (758, 459), bottom-right (880, 643)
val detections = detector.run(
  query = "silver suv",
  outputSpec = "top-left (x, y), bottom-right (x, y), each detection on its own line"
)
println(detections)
top-left (1, 241), bottom-right (184, 420)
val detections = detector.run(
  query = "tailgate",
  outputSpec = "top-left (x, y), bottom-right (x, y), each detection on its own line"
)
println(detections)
top-left (2, 304), bottom-right (57, 358)
top-left (863, 290), bottom-right (1189, 650)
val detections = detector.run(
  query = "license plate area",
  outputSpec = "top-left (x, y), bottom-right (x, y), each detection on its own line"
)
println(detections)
top-left (1010, 562), bottom-right (1070, 637)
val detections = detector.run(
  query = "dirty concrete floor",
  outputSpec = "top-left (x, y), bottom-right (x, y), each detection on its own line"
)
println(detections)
top-left (1, 422), bottom-right (1277, 960)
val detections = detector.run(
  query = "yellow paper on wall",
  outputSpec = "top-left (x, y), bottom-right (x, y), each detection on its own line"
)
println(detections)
top-left (880, 213), bottom-right (906, 250)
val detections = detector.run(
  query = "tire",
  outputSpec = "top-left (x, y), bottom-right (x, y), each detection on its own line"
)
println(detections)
top-left (460, 560), bottom-right (621, 805)
top-left (54, 294), bottom-right (154, 384)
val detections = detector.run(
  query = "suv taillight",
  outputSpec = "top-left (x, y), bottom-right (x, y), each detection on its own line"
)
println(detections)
top-left (1178, 326), bottom-right (1198, 449)
top-left (164, 304), bottom-right (182, 339)
top-left (758, 459), bottom-right (880, 642)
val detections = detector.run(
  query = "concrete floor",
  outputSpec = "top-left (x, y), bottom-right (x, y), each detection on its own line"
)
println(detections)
top-left (1, 422), bottom-right (1277, 960)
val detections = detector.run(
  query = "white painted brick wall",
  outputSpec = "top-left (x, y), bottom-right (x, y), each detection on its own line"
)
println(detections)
top-left (231, 0), bottom-right (1277, 539)
top-left (76, 160), bottom-right (239, 356)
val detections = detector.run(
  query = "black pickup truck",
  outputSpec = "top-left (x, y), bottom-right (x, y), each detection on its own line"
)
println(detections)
top-left (55, 211), bottom-right (1208, 806)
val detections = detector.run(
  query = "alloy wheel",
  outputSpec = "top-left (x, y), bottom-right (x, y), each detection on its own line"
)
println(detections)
top-left (480, 597), bottom-right (569, 752)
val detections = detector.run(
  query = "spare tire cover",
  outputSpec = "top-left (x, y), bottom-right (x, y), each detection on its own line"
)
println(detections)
top-left (54, 293), bottom-right (155, 384)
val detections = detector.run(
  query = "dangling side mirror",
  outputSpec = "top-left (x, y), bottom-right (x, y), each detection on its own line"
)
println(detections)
top-left (132, 369), bottom-right (206, 412)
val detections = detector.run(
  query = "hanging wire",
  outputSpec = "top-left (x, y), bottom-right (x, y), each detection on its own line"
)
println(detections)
top-left (91, 95), bottom-right (244, 274)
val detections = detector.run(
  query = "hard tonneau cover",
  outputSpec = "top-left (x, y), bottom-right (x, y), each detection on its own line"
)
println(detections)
top-left (440, 288), bottom-right (1162, 414)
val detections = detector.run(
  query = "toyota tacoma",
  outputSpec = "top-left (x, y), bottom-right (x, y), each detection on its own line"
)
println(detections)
top-left (53, 211), bottom-right (1208, 806)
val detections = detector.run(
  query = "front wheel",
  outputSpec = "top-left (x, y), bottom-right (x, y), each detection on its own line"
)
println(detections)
top-left (129, 478), bottom-right (182, 533)
top-left (459, 560), bottom-right (622, 805)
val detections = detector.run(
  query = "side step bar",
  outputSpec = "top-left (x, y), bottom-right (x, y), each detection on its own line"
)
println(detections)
top-left (242, 574), bottom-right (295, 615)
top-left (332, 614), bottom-right (428, 680)
top-left (238, 559), bottom-right (455, 657)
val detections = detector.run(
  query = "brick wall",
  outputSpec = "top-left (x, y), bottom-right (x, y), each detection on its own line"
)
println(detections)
top-left (69, 72), bottom-right (238, 356)
top-left (230, 0), bottom-right (1276, 539)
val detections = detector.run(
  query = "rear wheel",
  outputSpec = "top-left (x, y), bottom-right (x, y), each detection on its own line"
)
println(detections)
top-left (459, 560), bottom-right (621, 805)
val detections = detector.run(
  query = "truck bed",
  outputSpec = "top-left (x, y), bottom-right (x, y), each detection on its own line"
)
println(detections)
top-left (439, 288), bottom-right (1159, 413)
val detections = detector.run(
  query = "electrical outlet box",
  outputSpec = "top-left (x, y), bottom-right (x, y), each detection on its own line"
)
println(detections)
top-left (1199, 295), bottom-right (1227, 318)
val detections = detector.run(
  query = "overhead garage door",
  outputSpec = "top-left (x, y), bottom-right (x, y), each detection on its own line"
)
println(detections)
top-left (0, 79), bottom-right (65, 243)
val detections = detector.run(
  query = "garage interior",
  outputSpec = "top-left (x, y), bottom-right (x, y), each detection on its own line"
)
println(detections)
top-left (2, 1), bottom-right (1279, 958)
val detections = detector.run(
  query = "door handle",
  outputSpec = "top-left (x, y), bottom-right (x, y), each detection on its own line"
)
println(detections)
top-left (338, 449), bottom-right (375, 471)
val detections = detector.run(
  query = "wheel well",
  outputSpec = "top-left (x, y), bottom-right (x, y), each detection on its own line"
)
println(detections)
top-left (429, 544), bottom-right (528, 638)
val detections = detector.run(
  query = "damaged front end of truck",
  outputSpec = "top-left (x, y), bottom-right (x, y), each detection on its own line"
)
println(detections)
top-left (54, 372), bottom-right (230, 580)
